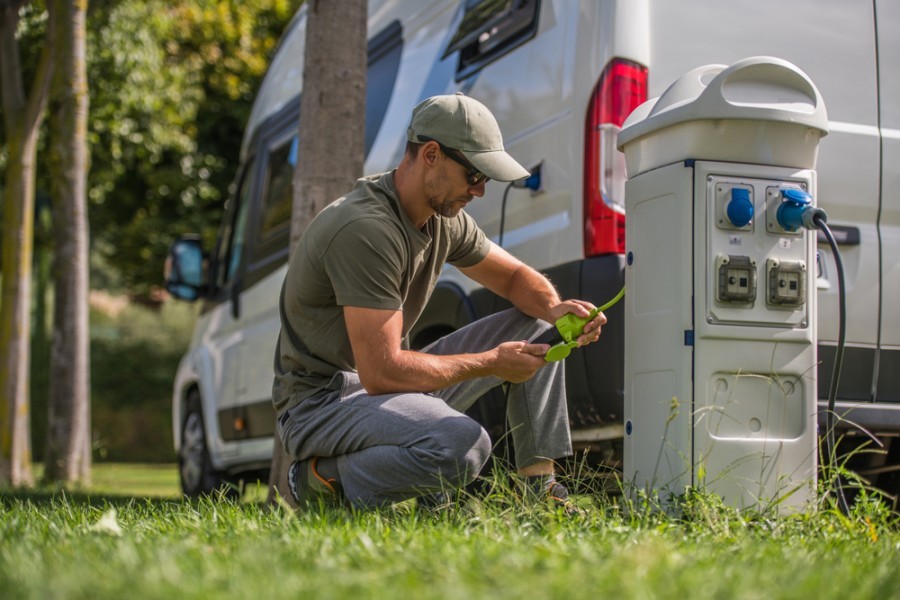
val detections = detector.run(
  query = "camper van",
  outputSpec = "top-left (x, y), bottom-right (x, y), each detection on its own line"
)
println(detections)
top-left (165, 0), bottom-right (899, 496)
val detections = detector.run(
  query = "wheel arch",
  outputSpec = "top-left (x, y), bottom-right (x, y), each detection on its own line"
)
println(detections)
top-left (173, 381), bottom-right (201, 454)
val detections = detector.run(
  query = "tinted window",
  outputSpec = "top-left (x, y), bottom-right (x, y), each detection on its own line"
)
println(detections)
top-left (444, 0), bottom-right (541, 79)
top-left (258, 136), bottom-right (298, 240)
top-left (365, 20), bottom-right (403, 154)
top-left (214, 158), bottom-right (256, 290)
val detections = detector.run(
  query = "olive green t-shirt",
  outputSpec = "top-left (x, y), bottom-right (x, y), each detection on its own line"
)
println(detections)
top-left (272, 171), bottom-right (490, 414)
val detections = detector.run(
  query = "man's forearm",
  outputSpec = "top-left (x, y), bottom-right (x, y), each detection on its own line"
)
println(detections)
top-left (361, 347), bottom-right (497, 395)
top-left (504, 264), bottom-right (561, 323)
top-left (357, 336), bottom-right (549, 396)
top-left (348, 306), bottom-right (515, 395)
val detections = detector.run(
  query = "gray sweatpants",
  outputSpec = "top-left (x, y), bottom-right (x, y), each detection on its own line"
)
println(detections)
top-left (276, 308), bottom-right (572, 508)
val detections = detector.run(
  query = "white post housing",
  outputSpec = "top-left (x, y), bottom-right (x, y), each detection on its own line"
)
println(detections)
top-left (617, 57), bottom-right (829, 512)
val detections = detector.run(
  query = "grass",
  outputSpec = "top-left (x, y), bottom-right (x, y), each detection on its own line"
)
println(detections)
top-left (27, 462), bottom-right (182, 498)
top-left (85, 463), bottom-right (182, 498)
top-left (2, 464), bottom-right (899, 599)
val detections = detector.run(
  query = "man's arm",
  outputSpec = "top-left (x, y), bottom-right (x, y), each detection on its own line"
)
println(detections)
top-left (345, 243), bottom-right (606, 396)
top-left (459, 242), bottom-right (560, 322)
top-left (344, 306), bottom-right (549, 395)
top-left (459, 242), bottom-right (606, 346)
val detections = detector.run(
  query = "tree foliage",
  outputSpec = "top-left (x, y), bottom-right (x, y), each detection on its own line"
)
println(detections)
top-left (1, 0), bottom-right (301, 296)
top-left (86, 0), bottom-right (300, 295)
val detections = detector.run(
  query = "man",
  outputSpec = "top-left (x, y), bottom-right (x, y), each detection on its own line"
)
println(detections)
top-left (273, 93), bottom-right (606, 509)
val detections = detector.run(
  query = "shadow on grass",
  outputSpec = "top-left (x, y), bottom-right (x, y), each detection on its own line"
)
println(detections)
top-left (0, 481), bottom-right (271, 511)
top-left (0, 487), bottom-right (193, 510)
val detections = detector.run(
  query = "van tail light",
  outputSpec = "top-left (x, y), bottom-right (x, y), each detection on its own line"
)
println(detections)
top-left (584, 58), bottom-right (648, 257)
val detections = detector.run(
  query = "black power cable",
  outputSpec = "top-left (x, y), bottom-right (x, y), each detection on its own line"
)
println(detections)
top-left (499, 168), bottom-right (541, 249)
top-left (814, 212), bottom-right (851, 515)
top-left (498, 181), bottom-right (515, 249)
top-left (493, 175), bottom-right (539, 314)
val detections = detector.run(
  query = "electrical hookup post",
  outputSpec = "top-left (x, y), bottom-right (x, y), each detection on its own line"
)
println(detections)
top-left (617, 57), bottom-right (829, 513)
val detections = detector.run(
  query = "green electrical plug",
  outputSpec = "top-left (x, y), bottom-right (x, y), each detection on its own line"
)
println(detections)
top-left (545, 287), bottom-right (625, 362)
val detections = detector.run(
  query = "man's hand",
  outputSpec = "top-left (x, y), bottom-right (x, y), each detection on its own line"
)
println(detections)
top-left (549, 300), bottom-right (607, 347)
top-left (492, 341), bottom-right (551, 383)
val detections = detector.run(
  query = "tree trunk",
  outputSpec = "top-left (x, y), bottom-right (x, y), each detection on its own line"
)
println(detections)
top-left (0, 0), bottom-right (55, 487)
top-left (44, 0), bottom-right (91, 485)
top-left (268, 0), bottom-right (368, 505)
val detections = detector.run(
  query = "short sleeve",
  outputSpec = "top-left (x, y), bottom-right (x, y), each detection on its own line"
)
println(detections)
top-left (321, 218), bottom-right (406, 310)
top-left (447, 210), bottom-right (490, 267)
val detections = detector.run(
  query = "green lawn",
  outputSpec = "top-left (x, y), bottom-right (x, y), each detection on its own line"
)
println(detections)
top-left (1, 464), bottom-right (899, 599)
top-left (87, 462), bottom-right (182, 498)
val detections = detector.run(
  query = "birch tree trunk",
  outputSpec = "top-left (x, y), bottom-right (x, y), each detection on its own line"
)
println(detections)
top-left (44, 0), bottom-right (91, 485)
top-left (268, 0), bottom-right (368, 505)
top-left (0, 0), bottom-right (55, 487)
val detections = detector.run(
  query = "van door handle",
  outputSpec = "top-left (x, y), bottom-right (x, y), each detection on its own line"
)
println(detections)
top-left (816, 225), bottom-right (859, 245)
top-left (231, 279), bottom-right (241, 319)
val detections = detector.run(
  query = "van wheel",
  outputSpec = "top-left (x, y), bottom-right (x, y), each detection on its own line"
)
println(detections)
top-left (180, 391), bottom-right (238, 499)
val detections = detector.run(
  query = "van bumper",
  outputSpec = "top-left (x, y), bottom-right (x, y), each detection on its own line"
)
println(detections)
top-left (818, 401), bottom-right (900, 433)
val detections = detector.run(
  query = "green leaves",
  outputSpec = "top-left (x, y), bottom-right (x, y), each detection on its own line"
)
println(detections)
top-left (2, 0), bottom-right (300, 296)
top-left (83, 0), bottom-right (299, 295)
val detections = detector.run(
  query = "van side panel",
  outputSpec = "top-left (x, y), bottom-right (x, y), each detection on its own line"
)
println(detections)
top-left (461, 1), bottom-right (580, 271)
top-left (365, 2), bottom-right (459, 174)
top-left (875, 0), bottom-right (900, 401)
top-left (415, 1), bottom-right (646, 430)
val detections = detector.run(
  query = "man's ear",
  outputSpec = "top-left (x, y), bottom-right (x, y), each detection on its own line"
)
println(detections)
top-left (421, 140), bottom-right (440, 166)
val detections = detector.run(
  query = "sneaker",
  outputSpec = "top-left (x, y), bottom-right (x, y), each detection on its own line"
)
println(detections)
top-left (416, 490), bottom-right (450, 510)
top-left (287, 457), bottom-right (343, 507)
top-left (546, 481), bottom-right (583, 515)
top-left (526, 476), bottom-right (583, 516)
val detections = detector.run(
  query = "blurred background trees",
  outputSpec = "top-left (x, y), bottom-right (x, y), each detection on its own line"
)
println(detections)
top-left (86, 0), bottom-right (301, 296)
top-left (44, 0), bottom-right (91, 485)
top-left (3, 0), bottom-right (300, 296)
top-left (0, 0), bottom-right (54, 486)
top-left (1, 0), bottom-right (301, 471)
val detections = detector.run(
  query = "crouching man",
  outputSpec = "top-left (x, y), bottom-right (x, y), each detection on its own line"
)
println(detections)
top-left (272, 94), bottom-right (606, 509)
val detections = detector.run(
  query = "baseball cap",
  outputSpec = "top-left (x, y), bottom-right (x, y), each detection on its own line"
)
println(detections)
top-left (407, 93), bottom-right (529, 182)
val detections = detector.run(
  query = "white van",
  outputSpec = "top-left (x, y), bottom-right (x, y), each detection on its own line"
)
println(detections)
top-left (165, 0), bottom-right (899, 496)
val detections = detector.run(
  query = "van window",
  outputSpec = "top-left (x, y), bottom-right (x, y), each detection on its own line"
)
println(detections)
top-left (214, 157), bottom-right (256, 290)
top-left (366, 20), bottom-right (403, 154)
top-left (258, 136), bottom-right (298, 239)
top-left (443, 0), bottom-right (541, 79)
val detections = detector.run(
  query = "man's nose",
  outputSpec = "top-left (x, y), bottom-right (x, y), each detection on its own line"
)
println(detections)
top-left (469, 180), bottom-right (487, 197)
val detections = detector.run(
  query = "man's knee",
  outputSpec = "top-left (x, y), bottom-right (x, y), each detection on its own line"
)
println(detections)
top-left (433, 416), bottom-right (491, 486)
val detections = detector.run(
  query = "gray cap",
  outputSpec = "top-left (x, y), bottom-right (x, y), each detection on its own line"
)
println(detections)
top-left (407, 93), bottom-right (529, 182)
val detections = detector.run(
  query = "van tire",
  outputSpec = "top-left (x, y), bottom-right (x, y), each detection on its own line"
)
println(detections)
top-left (179, 390), bottom-right (238, 499)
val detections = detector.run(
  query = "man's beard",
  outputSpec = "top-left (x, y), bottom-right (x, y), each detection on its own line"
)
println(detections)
top-left (428, 194), bottom-right (471, 218)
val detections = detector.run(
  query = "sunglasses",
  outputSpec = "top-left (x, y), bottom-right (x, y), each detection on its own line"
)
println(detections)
top-left (420, 137), bottom-right (490, 186)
